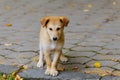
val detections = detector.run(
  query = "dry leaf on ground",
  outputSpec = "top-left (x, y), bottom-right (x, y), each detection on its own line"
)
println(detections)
top-left (4, 43), bottom-right (12, 46)
top-left (5, 23), bottom-right (12, 27)
top-left (87, 4), bottom-right (93, 8)
top-left (72, 67), bottom-right (78, 71)
top-left (84, 68), bottom-right (112, 76)
top-left (113, 1), bottom-right (116, 5)
top-left (83, 9), bottom-right (89, 12)
top-left (112, 71), bottom-right (120, 76)
top-left (5, 6), bottom-right (11, 10)
top-left (58, 67), bottom-right (65, 71)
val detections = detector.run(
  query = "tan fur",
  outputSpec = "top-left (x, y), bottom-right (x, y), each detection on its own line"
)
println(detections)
top-left (37, 16), bottom-right (69, 76)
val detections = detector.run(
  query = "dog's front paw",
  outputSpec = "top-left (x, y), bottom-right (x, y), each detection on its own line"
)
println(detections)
top-left (37, 61), bottom-right (43, 68)
top-left (45, 69), bottom-right (51, 75)
top-left (50, 69), bottom-right (58, 76)
top-left (60, 55), bottom-right (68, 62)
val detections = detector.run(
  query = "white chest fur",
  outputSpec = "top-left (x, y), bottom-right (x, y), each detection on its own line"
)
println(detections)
top-left (51, 41), bottom-right (56, 49)
top-left (42, 41), bottom-right (63, 51)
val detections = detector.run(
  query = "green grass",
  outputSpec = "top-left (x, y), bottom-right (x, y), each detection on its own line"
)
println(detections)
top-left (0, 72), bottom-right (14, 80)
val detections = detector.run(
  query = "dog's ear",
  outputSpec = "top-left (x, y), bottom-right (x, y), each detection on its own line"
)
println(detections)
top-left (40, 17), bottom-right (50, 27)
top-left (59, 16), bottom-right (69, 27)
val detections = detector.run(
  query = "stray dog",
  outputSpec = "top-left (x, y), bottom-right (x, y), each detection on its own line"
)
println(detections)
top-left (37, 16), bottom-right (69, 76)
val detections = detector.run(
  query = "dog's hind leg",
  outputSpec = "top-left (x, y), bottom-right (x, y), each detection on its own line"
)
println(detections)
top-left (60, 50), bottom-right (68, 62)
top-left (37, 44), bottom-right (44, 68)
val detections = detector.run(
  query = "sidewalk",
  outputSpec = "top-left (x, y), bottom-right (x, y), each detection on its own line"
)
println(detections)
top-left (0, 0), bottom-right (120, 79)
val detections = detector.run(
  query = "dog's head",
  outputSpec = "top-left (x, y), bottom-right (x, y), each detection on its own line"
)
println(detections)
top-left (40, 16), bottom-right (69, 41)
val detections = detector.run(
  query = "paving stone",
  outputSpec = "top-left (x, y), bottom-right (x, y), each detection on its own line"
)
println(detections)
top-left (67, 51), bottom-right (95, 57)
top-left (79, 41), bottom-right (106, 47)
top-left (92, 54), bottom-right (120, 61)
top-left (98, 49), bottom-right (120, 55)
top-left (98, 26), bottom-right (120, 35)
top-left (0, 64), bottom-right (18, 74)
top-left (26, 61), bottom-right (38, 69)
top-left (62, 49), bottom-right (70, 54)
top-left (19, 68), bottom-right (100, 80)
top-left (104, 39), bottom-right (120, 49)
top-left (100, 67), bottom-right (114, 72)
top-left (112, 64), bottom-right (120, 70)
top-left (65, 38), bottom-right (80, 45)
top-left (19, 52), bottom-right (37, 58)
top-left (65, 33), bottom-right (82, 40)
top-left (71, 46), bottom-right (101, 52)
top-left (0, 56), bottom-right (6, 64)
top-left (2, 58), bottom-right (30, 66)
top-left (64, 43), bottom-right (75, 49)
top-left (6, 52), bottom-right (37, 59)
top-left (0, 49), bottom-right (13, 56)
top-left (102, 76), bottom-right (120, 80)
top-left (67, 57), bottom-right (92, 64)
top-left (14, 43), bottom-right (38, 51)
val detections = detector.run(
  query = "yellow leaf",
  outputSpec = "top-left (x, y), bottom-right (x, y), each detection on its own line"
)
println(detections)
top-left (5, 23), bottom-right (12, 27)
top-left (94, 62), bottom-right (101, 68)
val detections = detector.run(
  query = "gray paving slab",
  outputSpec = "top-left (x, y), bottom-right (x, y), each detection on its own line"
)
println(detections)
top-left (19, 68), bottom-right (100, 80)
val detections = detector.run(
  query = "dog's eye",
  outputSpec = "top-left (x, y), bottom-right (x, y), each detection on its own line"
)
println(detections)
top-left (49, 28), bottom-right (52, 31)
top-left (56, 28), bottom-right (60, 31)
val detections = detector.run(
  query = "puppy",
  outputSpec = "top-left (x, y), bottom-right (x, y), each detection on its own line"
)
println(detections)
top-left (37, 16), bottom-right (69, 76)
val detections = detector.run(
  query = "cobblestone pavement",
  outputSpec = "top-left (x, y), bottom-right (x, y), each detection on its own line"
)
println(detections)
top-left (0, 0), bottom-right (120, 80)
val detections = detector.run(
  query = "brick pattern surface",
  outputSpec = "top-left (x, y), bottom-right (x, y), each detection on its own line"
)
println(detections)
top-left (0, 0), bottom-right (120, 79)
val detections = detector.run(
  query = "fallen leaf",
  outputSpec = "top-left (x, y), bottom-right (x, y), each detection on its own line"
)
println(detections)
top-left (112, 71), bottom-right (120, 76)
top-left (4, 43), bottom-right (12, 46)
top-left (85, 65), bottom-right (90, 68)
top-left (23, 65), bottom-right (28, 70)
top-left (5, 23), bottom-right (12, 27)
top-left (58, 67), bottom-right (65, 71)
top-left (0, 62), bottom-right (3, 64)
top-left (31, 56), bottom-right (39, 62)
top-left (113, 1), bottom-right (116, 5)
top-left (94, 62), bottom-right (101, 68)
top-left (85, 70), bottom-right (91, 74)
top-left (84, 69), bottom-right (111, 76)
top-left (72, 67), bottom-right (78, 71)
top-left (69, 3), bottom-right (76, 7)
top-left (111, 58), bottom-right (119, 62)
top-left (15, 74), bottom-right (23, 80)
top-left (5, 5), bottom-right (11, 10)
top-left (83, 9), bottom-right (89, 12)
top-left (2, 74), bottom-right (6, 78)
top-left (87, 4), bottom-right (93, 8)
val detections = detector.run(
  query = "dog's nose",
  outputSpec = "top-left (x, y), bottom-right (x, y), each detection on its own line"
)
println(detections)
top-left (53, 37), bottom-right (57, 41)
